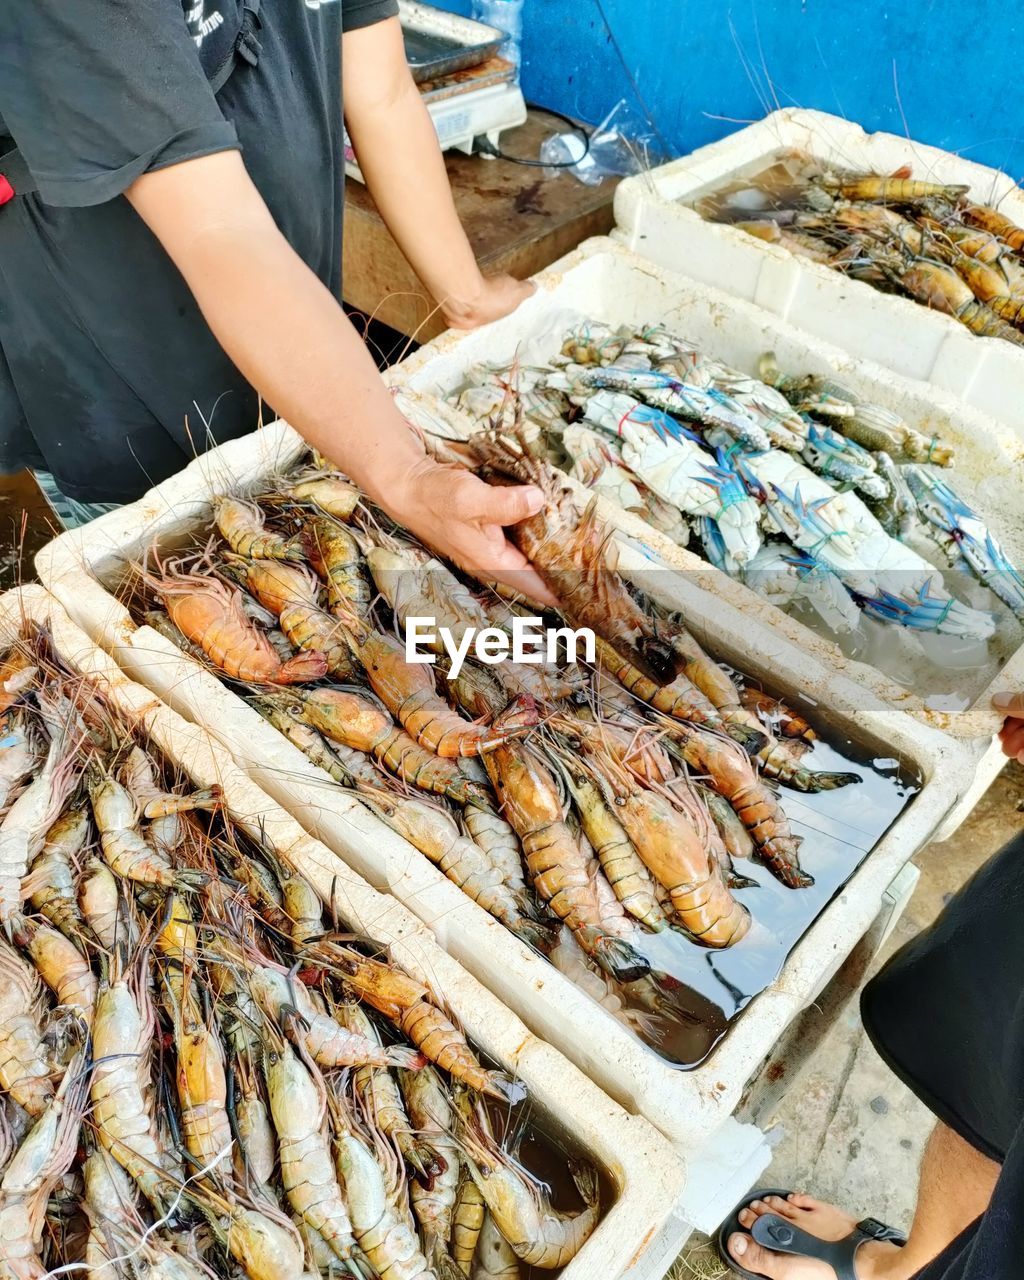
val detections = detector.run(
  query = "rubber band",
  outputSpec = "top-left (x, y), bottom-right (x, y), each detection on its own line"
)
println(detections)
top-left (715, 494), bottom-right (744, 517)
top-left (927, 435), bottom-right (939, 463)
top-left (808, 529), bottom-right (850, 557)
top-left (932, 597), bottom-right (955, 630)
top-left (616, 406), bottom-right (636, 437)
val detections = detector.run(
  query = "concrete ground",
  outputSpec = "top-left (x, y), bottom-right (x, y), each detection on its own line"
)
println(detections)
top-left (673, 759), bottom-right (1024, 1279)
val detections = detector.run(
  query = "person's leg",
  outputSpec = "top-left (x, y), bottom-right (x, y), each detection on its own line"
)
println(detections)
top-left (727, 1121), bottom-right (1000, 1279)
top-left (894, 1122), bottom-right (999, 1273)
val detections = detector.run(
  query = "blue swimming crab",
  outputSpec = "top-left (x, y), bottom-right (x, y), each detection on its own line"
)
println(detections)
top-left (905, 467), bottom-right (1024, 620)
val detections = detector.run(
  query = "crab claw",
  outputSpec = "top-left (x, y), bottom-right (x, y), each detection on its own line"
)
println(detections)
top-left (979, 532), bottom-right (1024, 618)
top-left (628, 402), bottom-right (704, 446)
top-left (906, 467), bottom-right (1024, 620)
top-left (697, 516), bottom-right (740, 575)
top-left (696, 448), bottom-right (762, 564)
top-left (854, 580), bottom-right (996, 640)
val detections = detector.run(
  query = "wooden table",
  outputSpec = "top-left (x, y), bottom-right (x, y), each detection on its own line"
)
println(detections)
top-left (343, 110), bottom-right (620, 342)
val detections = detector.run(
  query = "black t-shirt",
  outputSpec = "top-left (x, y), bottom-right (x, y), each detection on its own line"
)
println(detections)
top-left (861, 827), bottom-right (1024, 1280)
top-left (0, 0), bottom-right (398, 501)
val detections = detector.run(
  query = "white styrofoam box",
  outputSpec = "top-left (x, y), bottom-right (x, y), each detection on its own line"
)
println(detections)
top-left (387, 235), bottom-right (1022, 753)
top-left (614, 108), bottom-right (1024, 434)
top-left (36, 421), bottom-right (969, 1167)
top-left (2, 584), bottom-right (685, 1280)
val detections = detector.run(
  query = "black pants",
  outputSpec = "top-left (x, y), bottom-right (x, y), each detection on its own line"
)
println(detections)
top-left (861, 829), bottom-right (1024, 1279)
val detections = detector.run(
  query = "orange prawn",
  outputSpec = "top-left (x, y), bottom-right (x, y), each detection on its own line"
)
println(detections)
top-left (357, 631), bottom-right (537, 758)
top-left (282, 687), bottom-right (491, 807)
top-left (961, 203), bottom-right (1024, 252)
top-left (213, 839), bottom-right (525, 1101)
top-left (470, 432), bottom-right (673, 682)
top-left (825, 174), bottom-right (968, 203)
top-left (214, 494), bottom-right (304, 561)
top-left (225, 556), bottom-right (357, 679)
top-left (657, 621), bottom-right (769, 747)
top-left (301, 514), bottom-right (373, 630)
top-left (555, 713), bottom-right (676, 786)
top-left (595, 636), bottom-right (728, 730)
top-left (143, 557), bottom-right (327, 684)
top-left (669, 722), bottom-right (812, 889)
top-left (338, 957), bottom-right (525, 1103)
top-left (485, 743), bottom-right (650, 982)
top-left (563, 766), bottom-right (667, 933)
top-left (592, 759), bottom-right (750, 948)
top-left (898, 259), bottom-right (1024, 343)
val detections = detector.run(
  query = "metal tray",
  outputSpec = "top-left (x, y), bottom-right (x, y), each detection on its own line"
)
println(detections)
top-left (398, 1), bottom-right (505, 82)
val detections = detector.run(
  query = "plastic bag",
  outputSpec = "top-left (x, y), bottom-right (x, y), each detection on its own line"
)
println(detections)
top-left (540, 99), bottom-right (668, 186)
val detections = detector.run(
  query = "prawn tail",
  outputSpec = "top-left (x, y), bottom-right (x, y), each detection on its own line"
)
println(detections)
top-left (788, 769), bottom-right (862, 794)
top-left (510, 914), bottom-right (560, 953)
top-left (723, 722), bottom-right (769, 756)
top-left (569, 1157), bottom-right (601, 1209)
top-left (759, 837), bottom-right (814, 889)
top-left (272, 650), bottom-right (329, 684)
top-left (477, 1070), bottom-right (527, 1107)
top-left (385, 1046), bottom-right (428, 1070)
top-left (492, 693), bottom-right (540, 736)
top-left (165, 786), bottom-right (222, 815)
top-left (431, 1248), bottom-right (466, 1280)
top-left (589, 931), bottom-right (651, 983)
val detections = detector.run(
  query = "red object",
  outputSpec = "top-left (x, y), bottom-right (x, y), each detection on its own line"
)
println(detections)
top-left (0, 176), bottom-right (13, 206)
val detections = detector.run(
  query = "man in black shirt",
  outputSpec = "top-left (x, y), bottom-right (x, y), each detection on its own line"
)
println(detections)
top-left (0, 0), bottom-right (550, 599)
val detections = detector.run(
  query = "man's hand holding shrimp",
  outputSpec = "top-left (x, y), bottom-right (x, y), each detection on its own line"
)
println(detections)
top-left (994, 691), bottom-right (1024, 762)
top-left (126, 148), bottom-right (549, 604)
top-left (360, 448), bottom-right (557, 607)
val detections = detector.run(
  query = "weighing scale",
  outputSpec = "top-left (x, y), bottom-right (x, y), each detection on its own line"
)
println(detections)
top-left (344, 1), bottom-right (528, 183)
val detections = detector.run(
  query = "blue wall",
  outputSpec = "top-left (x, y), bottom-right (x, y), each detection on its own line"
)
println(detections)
top-left (435, 2), bottom-right (1024, 182)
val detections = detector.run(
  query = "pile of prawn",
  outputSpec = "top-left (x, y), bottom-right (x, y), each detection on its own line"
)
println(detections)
top-left (443, 319), bottom-right (1024, 649)
top-left (697, 148), bottom-right (1024, 349)
top-left (127, 448), bottom-right (864, 1061)
top-left (0, 628), bottom-right (599, 1278)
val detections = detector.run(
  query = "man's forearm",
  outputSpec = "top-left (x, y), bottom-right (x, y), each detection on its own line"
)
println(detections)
top-left (343, 17), bottom-right (533, 331)
top-left (347, 76), bottom-right (485, 318)
top-left (186, 229), bottom-right (421, 503)
top-left (343, 15), bottom-right (487, 320)
top-left (130, 160), bottom-right (420, 506)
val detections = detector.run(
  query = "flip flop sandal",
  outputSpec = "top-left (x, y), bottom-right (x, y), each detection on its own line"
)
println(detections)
top-left (717, 1186), bottom-right (908, 1280)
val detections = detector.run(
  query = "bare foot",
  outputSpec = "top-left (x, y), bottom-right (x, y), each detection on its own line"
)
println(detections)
top-left (727, 1193), bottom-right (910, 1279)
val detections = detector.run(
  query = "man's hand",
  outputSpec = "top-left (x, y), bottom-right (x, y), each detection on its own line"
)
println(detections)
top-left (382, 455), bottom-right (558, 607)
top-left (994, 692), bottom-right (1024, 762)
top-left (442, 274), bottom-right (537, 331)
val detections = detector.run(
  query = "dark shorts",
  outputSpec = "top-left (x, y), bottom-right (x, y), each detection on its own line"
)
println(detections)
top-left (861, 828), bottom-right (1024, 1280)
